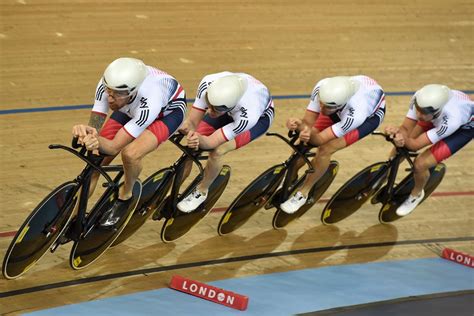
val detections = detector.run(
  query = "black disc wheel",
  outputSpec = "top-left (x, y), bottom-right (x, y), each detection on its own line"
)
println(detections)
top-left (273, 161), bottom-right (339, 229)
top-left (379, 163), bottom-right (446, 223)
top-left (2, 182), bottom-right (78, 279)
top-left (69, 180), bottom-right (142, 270)
top-left (321, 162), bottom-right (389, 225)
top-left (162, 165), bottom-right (231, 242)
top-left (217, 164), bottom-right (286, 235)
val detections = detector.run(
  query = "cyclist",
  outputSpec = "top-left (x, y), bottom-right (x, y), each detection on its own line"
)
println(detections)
top-left (72, 57), bottom-right (186, 226)
top-left (176, 72), bottom-right (275, 212)
top-left (281, 75), bottom-right (386, 214)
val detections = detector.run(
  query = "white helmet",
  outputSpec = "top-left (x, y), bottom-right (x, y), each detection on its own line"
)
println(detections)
top-left (103, 57), bottom-right (148, 96)
top-left (207, 75), bottom-right (248, 112)
top-left (319, 76), bottom-right (357, 108)
top-left (415, 84), bottom-right (450, 115)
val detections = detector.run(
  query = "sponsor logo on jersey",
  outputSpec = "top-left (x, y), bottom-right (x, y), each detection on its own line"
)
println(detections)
top-left (139, 97), bottom-right (148, 108)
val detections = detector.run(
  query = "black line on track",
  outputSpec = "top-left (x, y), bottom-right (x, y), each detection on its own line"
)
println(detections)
top-left (1, 236), bottom-right (472, 298)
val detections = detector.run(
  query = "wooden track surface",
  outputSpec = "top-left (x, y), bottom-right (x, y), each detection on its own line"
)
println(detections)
top-left (0, 0), bottom-right (473, 314)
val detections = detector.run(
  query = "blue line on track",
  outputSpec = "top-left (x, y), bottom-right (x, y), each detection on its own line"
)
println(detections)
top-left (25, 258), bottom-right (474, 316)
top-left (2, 91), bottom-right (473, 115)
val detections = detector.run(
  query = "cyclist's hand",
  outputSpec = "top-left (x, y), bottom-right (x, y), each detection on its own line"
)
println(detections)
top-left (384, 125), bottom-right (399, 137)
top-left (72, 125), bottom-right (98, 143)
top-left (286, 118), bottom-right (302, 131)
top-left (178, 120), bottom-right (193, 135)
top-left (393, 132), bottom-right (405, 147)
top-left (186, 131), bottom-right (200, 149)
top-left (299, 125), bottom-right (311, 143)
top-left (82, 134), bottom-right (100, 152)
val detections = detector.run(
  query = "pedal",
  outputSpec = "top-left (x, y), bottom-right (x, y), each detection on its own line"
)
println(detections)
top-left (371, 187), bottom-right (388, 204)
top-left (50, 241), bottom-right (60, 253)
top-left (356, 192), bottom-right (370, 201)
top-left (50, 232), bottom-right (71, 253)
top-left (152, 210), bottom-right (163, 221)
top-left (138, 206), bottom-right (149, 216)
top-left (263, 201), bottom-right (274, 210)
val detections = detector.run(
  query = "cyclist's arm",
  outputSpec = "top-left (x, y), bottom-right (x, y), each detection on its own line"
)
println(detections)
top-left (309, 127), bottom-right (336, 146)
top-left (386, 118), bottom-right (420, 157)
top-left (89, 79), bottom-right (109, 132)
top-left (397, 118), bottom-right (432, 151)
top-left (403, 133), bottom-right (431, 151)
top-left (196, 130), bottom-right (227, 150)
top-left (287, 110), bottom-right (318, 133)
top-left (88, 112), bottom-right (107, 133)
top-left (181, 107), bottom-right (206, 133)
top-left (98, 129), bottom-right (134, 156)
top-left (182, 75), bottom-right (210, 133)
top-left (301, 110), bottom-right (318, 130)
top-left (397, 117), bottom-right (417, 137)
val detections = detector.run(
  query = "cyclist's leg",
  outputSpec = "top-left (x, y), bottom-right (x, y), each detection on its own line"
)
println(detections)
top-left (180, 113), bottom-right (233, 182)
top-left (121, 108), bottom-right (185, 199)
top-left (199, 111), bottom-right (273, 191)
top-left (198, 141), bottom-right (236, 191)
top-left (411, 150), bottom-right (436, 197)
top-left (284, 108), bottom-right (384, 211)
top-left (176, 114), bottom-right (234, 211)
top-left (299, 138), bottom-right (345, 196)
top-left (297, 112), bottom-right (339, 193)
top-left (100, 109), bottom-right (184, 225)
top-left (87, 112), bottom-right (131, 197)
top-left (413, 127), bottom-right (473, 196)
top-left (397, 127), bottom-right (473, 216)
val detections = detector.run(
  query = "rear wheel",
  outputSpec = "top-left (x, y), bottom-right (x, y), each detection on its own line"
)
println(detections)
top-left (162, 165), bottom-right (231, 242)
top-left (69, 180), bottom-right (142, 270)
top-left (111, 168), bottom-right (173, 247)
top-left (2, 182), bottom-right (78, 279)
top-left (273, 161), bottom-right (339, 229)
top-left (379, 163), bottom-right (446, 223)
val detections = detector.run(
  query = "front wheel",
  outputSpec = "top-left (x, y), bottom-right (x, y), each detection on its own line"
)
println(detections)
top-left (2, 182), bottom-right (78, 279)
top-left (217, 164), bottom-right (286, 235)
top-left (321, 162), bottom-right (389, 225)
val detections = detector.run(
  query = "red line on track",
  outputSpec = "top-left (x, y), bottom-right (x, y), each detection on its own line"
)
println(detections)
top-left (0, 191), bottom-right (472, 238)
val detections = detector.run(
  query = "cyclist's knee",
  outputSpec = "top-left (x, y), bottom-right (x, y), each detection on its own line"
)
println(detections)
top-left (121, 146), bottom-right (142, 164)
top-left (318, 143), bottom-right (338, 158)
top-left (209, 148), bottom-right (226, 160)
top-left (210, 142), bottom-right (235, 159)
top-left (413, 156), bottom-right (434, 173)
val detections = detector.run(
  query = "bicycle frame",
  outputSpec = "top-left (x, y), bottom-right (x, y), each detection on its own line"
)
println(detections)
top-left (217, 131), bottom-right (319, 235)
top-left (150, 133), bottom-right (206, 220)
top-left (371, 131), bottom-right (417, 204)
top-left (266, 132), bottom-right (315, 203)
top-left (48, 142), bottom-right (124, 244)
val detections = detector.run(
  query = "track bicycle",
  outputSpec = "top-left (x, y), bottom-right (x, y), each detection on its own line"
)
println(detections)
top-left (217, 131), bottom-right (339, 235)
top-left (113, 133), bottom-right (231, 245)
top-left (2, 139), bottom-right (142, 279)
top-left (321, 131), bottom-right (446, 224)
